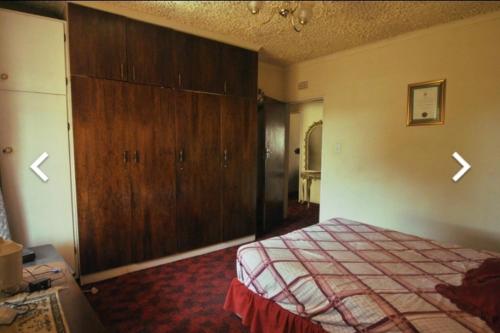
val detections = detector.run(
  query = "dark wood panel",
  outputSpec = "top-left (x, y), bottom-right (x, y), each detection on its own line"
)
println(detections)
top-left (127, 84), bottom-right (177, 262)
top-left (221, 96), bottom-right (257, 240)
top-left (68, 4), bottom-right (127, 81)
top-left (175, 91), bottom-right (222, 251)
top-left (170, 31), bottom-right (186, 90)
top-left (222, 45), bottom-right (258, 98)
top-left (175, 33), bottom-right (224, 94)
top-left (257, 97), bottom-right (287, 235)
top-left (71, 76), bottom-right (132, 274)
top-left (126, 20), bottom-right (173, 86)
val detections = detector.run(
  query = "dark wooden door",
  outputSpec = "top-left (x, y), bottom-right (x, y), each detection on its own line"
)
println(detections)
top-left (71, 77), bottom-right (132, 274)
top-left (222, 45), bottom-right (258, 98)
top-left (257, 97), bottom-right (287, 236)
top-left (126, 20), bottom-right (172, 86)
top-left (175, 91), bottom-right (222, 251)
top-left (221, 96), bottom-right (257, 240)
top-left (175, 33), bottom-right (224, 94)
top-left (68, 4), bottom-right (127, 81)
top-left (127, 84), bottom-right (177, 262)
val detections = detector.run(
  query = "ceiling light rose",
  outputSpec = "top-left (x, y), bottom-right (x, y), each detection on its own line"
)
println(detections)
top-left (247, 1), bottom-right (263, 15)
top-left (297, 6), bottom-right (312, 25)
top-left (247, 1), bottom-right (314, 32)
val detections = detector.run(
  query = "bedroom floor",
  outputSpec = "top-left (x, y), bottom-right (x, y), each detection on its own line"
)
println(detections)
top-left (84, 200), bottom-right (319, 333)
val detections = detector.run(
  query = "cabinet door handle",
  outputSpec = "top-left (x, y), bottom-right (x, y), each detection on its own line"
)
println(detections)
top-left (178, 73), bottom-right (182, 88)
top-left (223, 149), bottom-right (228, 168)
top-left (120, 63), bottom-right (125, 80)
top-left (132, 66), bottom-right (136, 81)
top-left (123, 151), bottom-right (129, 163)
top-left (224, 80), bottom-right (227, 95)
top-left (178, 149), bottom-right (184, 170)
top-left (132, 150), bottom-right (139, 163)
top-left (0, 73), bottom-right (8, 81)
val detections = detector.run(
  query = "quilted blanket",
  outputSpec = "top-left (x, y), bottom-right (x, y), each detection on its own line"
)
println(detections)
top-left (237, 218), bottom-right (499, 332)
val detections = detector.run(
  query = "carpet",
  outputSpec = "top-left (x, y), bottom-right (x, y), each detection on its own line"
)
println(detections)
top-left (0, 287), bottom-right (68, 333)
top-left (85, 201), bottom-right (319, 333)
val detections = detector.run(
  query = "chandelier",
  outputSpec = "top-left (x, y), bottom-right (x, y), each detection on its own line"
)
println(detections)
top-left (247, 1), bottom-right (314, 32)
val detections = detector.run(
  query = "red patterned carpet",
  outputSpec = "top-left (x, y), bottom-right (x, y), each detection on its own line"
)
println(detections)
top-left (85, 201), bottom-right (319, 333)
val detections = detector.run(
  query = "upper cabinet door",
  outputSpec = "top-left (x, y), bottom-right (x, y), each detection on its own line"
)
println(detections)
top-left (68, 4), bottom-right (127, 81)
top-left (0, 9), bottom-right (66, 94)
top-left (175, 33), bottom-right (224, 94)
top-left (222, 45), bottom-right (258, 98)
top-left (126, 20), bottom-right (172, 86)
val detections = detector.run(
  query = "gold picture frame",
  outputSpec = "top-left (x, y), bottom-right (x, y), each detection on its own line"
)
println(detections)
top-left (407, 79), bottom-right (446, 126)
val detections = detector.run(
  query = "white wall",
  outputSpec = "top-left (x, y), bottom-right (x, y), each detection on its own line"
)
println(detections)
top-left (285, 11), bottom-right (500, 252)
top-left (258, 61), bottom-right (287, 101)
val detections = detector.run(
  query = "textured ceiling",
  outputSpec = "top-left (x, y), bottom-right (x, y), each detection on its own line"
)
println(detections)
top-left (112, 1), bottom-right (500, 65)
top-left (3, 1), bottom-right (500, 65)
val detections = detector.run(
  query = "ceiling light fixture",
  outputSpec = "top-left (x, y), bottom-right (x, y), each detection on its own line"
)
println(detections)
top-left (247, 1), bottom-right (314, 32)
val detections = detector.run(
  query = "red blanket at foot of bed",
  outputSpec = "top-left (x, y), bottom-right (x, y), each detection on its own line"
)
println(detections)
top-left (224, 278), bottom-right (326, 333)
top-left (436, 258), bottom-right (500, 333)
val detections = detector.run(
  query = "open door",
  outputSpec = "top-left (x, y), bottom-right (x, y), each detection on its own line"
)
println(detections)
top-left (257, 96), bottom-right (287, 236)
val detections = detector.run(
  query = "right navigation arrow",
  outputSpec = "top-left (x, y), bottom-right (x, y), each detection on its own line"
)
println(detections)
top-left (452, 152), bottom-right (471, 182)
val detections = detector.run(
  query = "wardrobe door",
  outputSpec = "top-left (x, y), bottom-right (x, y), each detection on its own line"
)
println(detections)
top-left (126, 20), bottom-right (172, 86)
top-left (175, 32), bottom-right (224, 94)
top-left (71, 77), bottom-right (133, 274)
top-left (221, 96), bottom-right (257, 240)
top-left (175, 92), bottom-right (222, 251)
top-left (127, 84), bottom-right (177, 261)
top-left (68, 4), bottom-right (127, 80)
top-left (222, 45), bottom-right (258, 98)
top-left (0, 9), bottom-right (66, 94)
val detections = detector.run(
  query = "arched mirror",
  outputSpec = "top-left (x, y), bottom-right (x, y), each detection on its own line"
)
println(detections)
top-left (300, 120), bottom-right (322, 207)
top-left (304, 120), bottom-right (322, 172)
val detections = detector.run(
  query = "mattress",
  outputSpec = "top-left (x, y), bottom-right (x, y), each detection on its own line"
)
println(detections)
top-left (236, 218), bottom-right (499, 333)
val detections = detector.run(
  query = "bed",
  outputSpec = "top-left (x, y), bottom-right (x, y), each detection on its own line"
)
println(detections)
top-left (224, 218), bottom-right (499, 333)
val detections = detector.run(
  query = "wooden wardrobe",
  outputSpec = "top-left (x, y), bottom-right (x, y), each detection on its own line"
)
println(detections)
top-left (68, 4), bottom-right (257, 275)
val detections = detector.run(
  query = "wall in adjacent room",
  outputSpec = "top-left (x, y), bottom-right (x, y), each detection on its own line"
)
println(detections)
top-left (288, 111), bottom-right (302, 197)
top-left (285, 11), bottom-right (500, 251)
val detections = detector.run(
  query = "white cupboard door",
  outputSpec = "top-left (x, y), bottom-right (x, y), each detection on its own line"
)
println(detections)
top-left (0, 10), bottom-right (66, 95)
top-left (0, 90), bottom-right (75, 268)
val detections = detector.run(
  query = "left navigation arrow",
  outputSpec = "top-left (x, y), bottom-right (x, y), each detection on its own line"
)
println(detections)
top-left (30, 152), bottom-right (49, 182)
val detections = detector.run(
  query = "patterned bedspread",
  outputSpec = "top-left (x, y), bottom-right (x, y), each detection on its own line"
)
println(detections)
top-left (236, 218), bottom-right (499, 333)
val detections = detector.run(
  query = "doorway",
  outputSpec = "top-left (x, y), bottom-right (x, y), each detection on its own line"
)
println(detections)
top-left (256, 95), bottom-right (323, 237)
top-left (287, 100), bottom-right (323, 214)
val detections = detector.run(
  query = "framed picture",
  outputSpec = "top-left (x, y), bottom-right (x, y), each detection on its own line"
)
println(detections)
top-left (407, 79), bottom-right (446, 126)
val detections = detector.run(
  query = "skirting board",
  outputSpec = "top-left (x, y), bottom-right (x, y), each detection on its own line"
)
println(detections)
top-left (80, 235), bottom-right (256, 285)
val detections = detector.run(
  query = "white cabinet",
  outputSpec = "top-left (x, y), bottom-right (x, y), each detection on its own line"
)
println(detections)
top-left (0, 90), bottom-right (75, 269)
top-left (0, 9), bottom-right (66, 95)
top-left (0, 9), bottom-right (75, 269)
